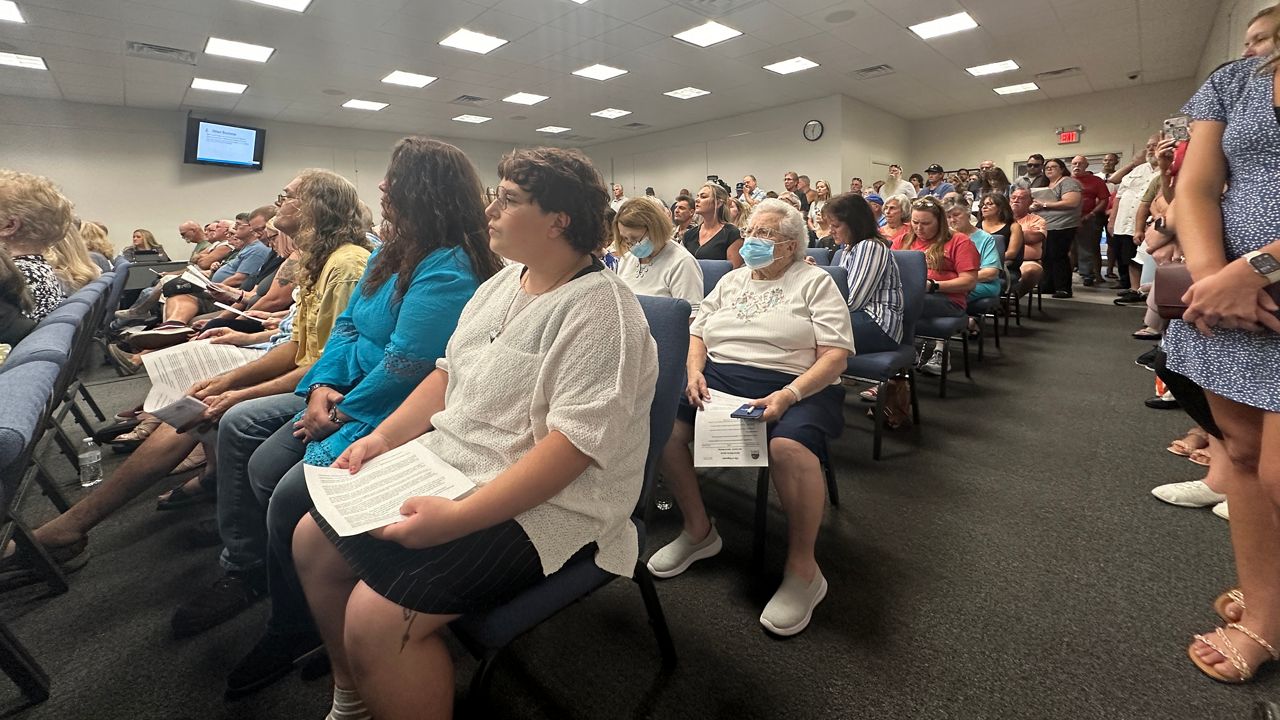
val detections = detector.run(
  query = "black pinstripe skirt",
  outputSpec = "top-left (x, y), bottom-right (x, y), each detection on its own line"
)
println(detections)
top-left (312, 510), bottom-right (549, 615)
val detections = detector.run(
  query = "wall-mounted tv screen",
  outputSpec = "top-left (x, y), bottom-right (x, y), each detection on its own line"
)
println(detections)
top-left (183, 117), bottom-right (265, 170)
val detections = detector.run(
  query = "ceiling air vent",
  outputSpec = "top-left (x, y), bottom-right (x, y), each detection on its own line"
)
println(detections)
top-left (561, 135), bottom-right (596, 142)
top-left (622, 122), bottom-right (651, 130)
top-left (853, 64), bottom-right (895, 80)
top-left (673, 0), bottom-right (765, 15)
top-left (450, 94), bottom-right (491, 106)
top-left (1035, 66), bottom-right (1082, 80)
top-left (125, 41), bottom-right (197, 65)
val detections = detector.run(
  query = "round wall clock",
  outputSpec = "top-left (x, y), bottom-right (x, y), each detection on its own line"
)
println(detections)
top-left (803, 119), bottom-right (824, 141)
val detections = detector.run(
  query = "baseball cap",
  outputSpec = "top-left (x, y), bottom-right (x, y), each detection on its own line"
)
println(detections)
top-left (926, 164), bottom-right (944, 174)
top-left (864, 193), bottom-right (884, 206)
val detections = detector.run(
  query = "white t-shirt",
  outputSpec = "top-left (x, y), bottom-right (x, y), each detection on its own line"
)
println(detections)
top-left (1113, 162), bottom-right (1157, 237)
top-left (615, 240), bottom-right (704, 316)
top-left (426, 264), bottom-right (658, 577)
top-left (691, 261), bottom-right (854, 379)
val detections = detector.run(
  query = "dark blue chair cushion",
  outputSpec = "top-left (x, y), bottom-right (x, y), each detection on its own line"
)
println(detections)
top-left (35, 304), bottom-right (88, 329)
top-left (697, 260), bottom-right (733, 296)
top-left (916, 315), bottom-right (966, 339)
top-left (1, 321), bottom-right (77, 370)
top-left (0, 361), bottom-right (60, 495)
top-left (805, 247), bottom-right (832, 265)
top-left (818, 265), bottom-right (849, 301)
top-left (846, 346), bottom-right (917, 381)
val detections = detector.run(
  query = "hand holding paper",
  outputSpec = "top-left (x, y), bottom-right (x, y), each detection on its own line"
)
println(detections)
top-left (368, 496), bottom-right (466, 549)
top-left (693, 389), bottom-right (769, 468)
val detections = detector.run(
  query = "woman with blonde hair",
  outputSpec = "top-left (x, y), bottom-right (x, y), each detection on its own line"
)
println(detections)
top-left (45, 225), bottom-right (103, 292)
top-left (613, 197), bottom-right (704, 316)
top-left (681, 181), bottom-right (744, 267)
top-left (0, 169), bottom-right (72, 319)
top-left (121, 228), bottom-right (170, 262)
top-left (79, 221), bottom-right (114, 262)
top-left (808, 180), bottom-right (832, 237)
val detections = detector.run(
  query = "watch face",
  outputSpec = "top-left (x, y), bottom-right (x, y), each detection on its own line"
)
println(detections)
top-left (1251, 252), bottom-right (1280, 276)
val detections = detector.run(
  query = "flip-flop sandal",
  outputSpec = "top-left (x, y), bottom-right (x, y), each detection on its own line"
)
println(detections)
top-left (1214, 588), bottom-right (1245, 624)
top-left (1189, 449), bottom-right (1212, 467)
top-left (1168, 429), bottom-right (1210, 457)
top-left (0, 538), bottom-right (89, 590)
top-left (1190, 623), bottom-right (1280, 683)
top-left (156, 478), bottom-right (216, 511)
top-left (859, 386), bottom-right (878, 402)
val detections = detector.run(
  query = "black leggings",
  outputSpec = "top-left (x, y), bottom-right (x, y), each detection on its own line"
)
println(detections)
top-left (1041, 227), bottom-right (1078, 293)
top-left (1108, 234), bottom-right (1137, 288)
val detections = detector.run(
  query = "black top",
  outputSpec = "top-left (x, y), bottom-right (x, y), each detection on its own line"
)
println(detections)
top-left (982, 221), bottom-right (1022, 265)
top-left (682, 223), bottom-right (742, 261)
top-left (0, 299), bottom-right (35, 347)
top-left (795, 190), bottom-right (811, 213)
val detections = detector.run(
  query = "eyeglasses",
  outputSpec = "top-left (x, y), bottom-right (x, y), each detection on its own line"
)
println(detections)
top-left (912, 197), bottom-right (941, 209)
top-left (743, 226), bottom-right (783, 241)
top-left (1025, 163), bottom-right (1043, 168)
top-left (491, 187), bottom-right (524, 213)
top-left (261, 232), bottom-right (279, 242)
top-left (276, 191), bottom-right (297, 206)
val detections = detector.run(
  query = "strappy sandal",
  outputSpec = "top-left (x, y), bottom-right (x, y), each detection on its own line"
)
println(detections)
top-left (1189, 448), bottom-right (1212, 467)
top-left (1168, 428), bottom-right (1209, 457)
top-left (1189, 622), bottom-right (1280, 683)
top-left (1214, 588), bottom-right (1245, 623)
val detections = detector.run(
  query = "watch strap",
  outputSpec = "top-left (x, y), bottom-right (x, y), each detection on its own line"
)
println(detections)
top-left (1244, 251), bottom-right (1280, 284)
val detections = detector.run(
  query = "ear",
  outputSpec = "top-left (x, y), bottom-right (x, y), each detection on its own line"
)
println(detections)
top-left (548, 211), bottom-right (571, 239)
top-left (0, 217), bottom-right (20, 240)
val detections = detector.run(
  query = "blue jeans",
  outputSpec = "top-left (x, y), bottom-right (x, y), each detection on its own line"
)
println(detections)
top-left (217, 393), bottom-right (307, 573)
top-left (851, 310), bottom-right (901, 354)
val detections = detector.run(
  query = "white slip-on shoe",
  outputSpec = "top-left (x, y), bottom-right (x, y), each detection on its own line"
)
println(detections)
top-left (1151, 480), bottom-right (1227, 508)
top-left (760, 569), bottom-right (828, 637)
top-left (1213, 501), bottom-right (1230, 521)
top-left (646, 521), bottom-right (722, 579)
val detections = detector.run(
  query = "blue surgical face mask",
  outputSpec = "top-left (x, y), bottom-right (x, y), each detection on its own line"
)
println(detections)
top-left (629, 236), bottom-right (654, 259)
top-left (740, 237), bottom-right (778, 269)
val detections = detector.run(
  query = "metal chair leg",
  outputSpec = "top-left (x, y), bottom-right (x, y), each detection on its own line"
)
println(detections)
top-left (32, 460), bottom-right (72, 514)
top-left (907, 369), bottom-right (921, 424)
top-left (937, 340), bottom-right (949, 399)
top-left (633, 563), bottom-right (677, 670)
top-left (961, 332), bottom-right (971, 378)
top-left (75, 383), bottom-right (107, 422)
top-left (872, 380), bottom-right (886, 461)
top-left (0, 619), bottom-right (49, 705)
top-left (823, 461), bottom-right (838, 507)
top-left (9, 516), bottom-right (68, 593)
top-left (753, 467), bottom-right (769, 569)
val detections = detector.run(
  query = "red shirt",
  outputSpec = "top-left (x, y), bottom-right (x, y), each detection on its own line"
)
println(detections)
top-left (896, 231), bottom-right (981, 308)
top-left (1074, 172), bottom-right (1110, 216)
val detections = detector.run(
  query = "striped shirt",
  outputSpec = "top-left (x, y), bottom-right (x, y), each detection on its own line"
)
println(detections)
top-left (837, 240), bottom-right (904, 344)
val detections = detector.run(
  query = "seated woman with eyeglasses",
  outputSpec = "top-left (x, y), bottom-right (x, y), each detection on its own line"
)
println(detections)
top-left (650, 198), bottom-right (853, 637)
top-left (893, 196), bottom-right (979, 373)
top-left (824, 192), bottom-right (904, 354)
top-left (977, 193), bottom-right (1025, 282)
top-left (944, 199), bottom-right (1001, 303)
top-left (613, 197), bottom-right (704, 317)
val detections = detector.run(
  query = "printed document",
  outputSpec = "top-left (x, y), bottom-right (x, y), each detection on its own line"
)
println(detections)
top-left (148, 395), bottom-right (208, 432)
top-left (693, 389), bottom-right (769, 467)
top-left (140, 340), bottom-right (265, 411)
top-left (304, 438), bottom-right (476, 537)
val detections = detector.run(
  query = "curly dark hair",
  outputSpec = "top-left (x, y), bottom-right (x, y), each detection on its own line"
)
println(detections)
top-left (822, 192), bottom-right (886, 247)
top-left (292, 169), bottom-right (374, 292)
top-left (364, 137), bottom-right (503, 298)
top-left (496, 147), bottom-right (608, 254)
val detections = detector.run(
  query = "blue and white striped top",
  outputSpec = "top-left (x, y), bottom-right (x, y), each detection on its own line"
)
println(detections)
top-left (837, 239), bottom-right (904, 344)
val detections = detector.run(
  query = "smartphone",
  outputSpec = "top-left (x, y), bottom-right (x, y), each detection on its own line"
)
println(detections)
top-left (706, 174), bottom-right (719, 182)
top-left (1163, 115), bottom-right (1189, 142)
top-left (730, 403), bottom-right (765, 421)
top-left (735, 181), bottom-right (745, 193)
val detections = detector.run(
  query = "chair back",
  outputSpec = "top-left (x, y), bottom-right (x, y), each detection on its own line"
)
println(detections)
top-left (697, 260), bottom-right (732, 297)
top-left (124, 260), bottom-right (184, 291)
top-left (818, 265), bottom-right (850, 302)
top-left (0, 360), bottom-right (60, 506)
top-left (990, 235), bottom-right (1010, 294)
top-left (805, 247), bottom-right (832, 265)
top-left (0, 322), bottom-right (77, 372)
top-left (634, 296), bottom-right (691, 520)
top-left (831, 247), bottom-right (847, 267)
top-left (35, 304), bottom-right (86, 329)
top-left (892, 250), bottom-right (926, 344)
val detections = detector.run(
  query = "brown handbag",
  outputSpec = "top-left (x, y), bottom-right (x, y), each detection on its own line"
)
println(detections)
top-left (1154, 263), bottom-right (1193, 320)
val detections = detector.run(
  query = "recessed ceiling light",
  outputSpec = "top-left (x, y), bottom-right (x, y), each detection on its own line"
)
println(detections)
top-left (537, 126), bottom-right (571, 134)
top-left (572, 64), bottom-right (627, 81)
top-left (909, 12), bottom-right (978, 40)
top-left (763, 57), bottom-right (818, 75)
top-left (663, 86), bottom-right (710, 100)
top-left (966, 60), bottom-right (1019, 76)
top-left (453, 114), bottom-right (492, 123)
top-left (568, 0), bottom-right (589, 3)
top-left (993, 82), bottom-right (1038, 95)
top-left (241, 0), bottom-right (311, 10)
top-left (191, 77), bottom-right (247, 94)
top-left (342, 99), bottom-right (388, 110)
top-left (382, 70), bottom-right (436, 88)
top-left (439, 28), bottom-right (508, 55)
top-left (205, 37), bottom-right (275, 63)
top-left (0, 1), bottom-right (25, 23)
top-left (503, 92), bottom-right (549, 105)
top-left (673, 21), bottom-right (742, 48)
top-left (591, 108), bottom-right (631, 119)
top-left (0, 51), bottom-right (45, 69)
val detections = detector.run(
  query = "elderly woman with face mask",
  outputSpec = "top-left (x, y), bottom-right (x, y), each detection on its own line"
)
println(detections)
top-left (650, 198), bottom-right (853, 637)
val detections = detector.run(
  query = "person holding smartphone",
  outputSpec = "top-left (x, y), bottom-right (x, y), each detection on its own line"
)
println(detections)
top-left (650, 198), bottom-right (853, 637)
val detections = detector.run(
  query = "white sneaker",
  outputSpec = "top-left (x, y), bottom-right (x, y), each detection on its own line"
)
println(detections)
top-left (1151, 480), bottom-right (1227, 508)
top-left (646, 522), bottom-right (722, 579)
top-left (759, 569), bottom-right (828, 637)
top-left (1213, 501), bottom-right (1230, 521)
top-left (920, 350), bottom-right (946, 376)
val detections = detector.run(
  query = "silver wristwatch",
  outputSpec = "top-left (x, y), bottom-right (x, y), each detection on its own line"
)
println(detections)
top-left (1243, 251), bottom-right (1280, 284)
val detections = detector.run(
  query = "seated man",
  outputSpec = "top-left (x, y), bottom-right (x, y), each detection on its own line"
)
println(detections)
top-left (0, 172), bottom-right (372, 586)
top-left (1009, 187), bottom-right (1046, 296)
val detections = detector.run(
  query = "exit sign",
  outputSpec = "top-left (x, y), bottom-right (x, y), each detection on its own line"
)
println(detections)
top-left (1058, 130), bottom-right (1080, 144)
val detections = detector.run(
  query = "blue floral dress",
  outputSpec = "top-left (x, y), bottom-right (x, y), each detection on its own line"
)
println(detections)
top-left (1165, 57), bottom-right (1280, 412)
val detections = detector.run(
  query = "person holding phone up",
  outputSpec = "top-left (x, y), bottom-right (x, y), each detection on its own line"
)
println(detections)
top-left (650, 198), bottom-right (853, 637)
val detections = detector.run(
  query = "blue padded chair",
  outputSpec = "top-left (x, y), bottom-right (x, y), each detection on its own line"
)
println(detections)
top-left (966, 235), bottom-right (1008, 361)
top-left (0, 322), bottom-right (77, 373)
top-left (843, 251), bottom-right (925, 460)
top-left (818, 265), bottom-right (849, 301)
top-left (697, 259), bottom-right (733, 296)
top-left (36, 304), bottom-right (86, 329)
top-left (831, 247), bottom-right (846, 267)
top-left (106, 259), bottom-right (130, 310)
top-left (805, 247), bottom-right (833, 265)
top-left (449, 295), bottom-right (689, 702)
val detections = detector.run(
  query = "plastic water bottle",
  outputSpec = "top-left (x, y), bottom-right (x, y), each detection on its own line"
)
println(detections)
top-left (654, 479), bottom-right (674, 512)
top-left (78, 438), bottom-right (103, 488)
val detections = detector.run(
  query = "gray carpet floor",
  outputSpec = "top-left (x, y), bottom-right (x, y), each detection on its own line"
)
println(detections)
top-left (1, 296), bottom-right (1273, 719)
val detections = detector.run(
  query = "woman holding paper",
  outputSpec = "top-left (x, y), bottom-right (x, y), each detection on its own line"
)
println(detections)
top-left (293, 147), bottom-right (657, 720)
top-left (649, 198), bottom-right (853, 637)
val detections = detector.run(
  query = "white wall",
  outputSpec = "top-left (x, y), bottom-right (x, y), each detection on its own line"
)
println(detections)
top-left (0, 96), bottom-right (515, 256)
top-left (906, 78), bottom-right (1198, 176)
top-left (840, 95), bottom-right (911, 195)
top-left (1197, 0), bottom-right (1273, 81)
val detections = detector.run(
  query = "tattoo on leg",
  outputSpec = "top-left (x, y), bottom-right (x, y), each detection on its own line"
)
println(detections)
top-left (400, 608), bottom-right (417, 653)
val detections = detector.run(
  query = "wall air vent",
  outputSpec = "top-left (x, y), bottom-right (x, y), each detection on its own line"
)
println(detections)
top-left (126, 41), bottom-right (198, 65)
top-left (622, 122), bottom-right (651, 130)
top-left (1035, 67), bottom-right (1082, 80)
top-left (451, 94), bottom-right (491, 105)
top-left (853, 64), bottom-right (895, 79)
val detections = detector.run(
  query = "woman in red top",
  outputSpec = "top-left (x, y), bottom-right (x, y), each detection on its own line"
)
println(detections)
top-left (893, 196), bottom-right (980, 374)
